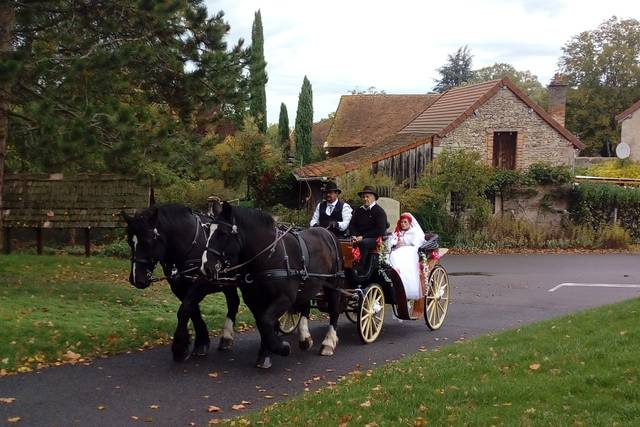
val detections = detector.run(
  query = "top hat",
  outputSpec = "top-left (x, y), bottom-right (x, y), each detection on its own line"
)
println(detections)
top-left (357, 185), bottom-right (379, 200)
top-left (321, 181), bottom-right (341, 194)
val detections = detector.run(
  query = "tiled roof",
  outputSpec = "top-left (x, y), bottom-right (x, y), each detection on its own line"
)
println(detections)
top-left (295, 133), bottom-right (431, 179)
top-left (326, 94), bottom-right (439, 148)
top-left (617, 98), bottom-right (640, 122)
top-left (400, 78), bottom-right (584, 149)
top-left (311, 117), bottom-right (333, 148)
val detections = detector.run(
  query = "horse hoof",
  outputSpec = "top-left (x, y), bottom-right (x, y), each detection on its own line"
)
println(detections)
top-left (172, 349), bottom-right (190, 362)
top-left (256, 357), bottom-right (272, 369)
top-left (279, 341), bottom-right (291, 357)
top-left (320, 345), bottom-right (334, 356)
top-left (192, 343), bottom-right (210, 357)
top-left (299, 337), bottom-right (313, 351)
top-left (218, 337), bottom-right (234, 351)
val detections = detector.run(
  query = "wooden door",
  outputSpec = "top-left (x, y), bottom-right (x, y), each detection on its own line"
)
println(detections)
top-left (493, 132), bottom-right (517, 169)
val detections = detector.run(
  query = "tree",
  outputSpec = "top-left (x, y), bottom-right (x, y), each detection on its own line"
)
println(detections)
top-left (472, 63), bottom-right (548, 107)
top-left (249, 10), bottom-right (268, 134)
top-left (294, 76), bottom-right (313, 165)
top-left (3, 1), bottom-right (248, 185)
top-left (0, 2), bottom-right (16, 246)
top-left (277, 102), bottom-right (290, 154)
top-left (433, 45), bottom-right (474, 93)
top-left (559, 16), bottom-right (640, 156)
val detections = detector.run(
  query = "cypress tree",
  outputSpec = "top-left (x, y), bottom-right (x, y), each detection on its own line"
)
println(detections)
top-left (277, 103), bottom-right (290, 154)
top-left (249, 10), bottom-right (268, 133)
top-left (294, 76), bottom-right (313, 165)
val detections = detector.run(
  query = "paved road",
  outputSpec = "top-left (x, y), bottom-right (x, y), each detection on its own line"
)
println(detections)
top-left (2, 253), bottom-right (639, 426)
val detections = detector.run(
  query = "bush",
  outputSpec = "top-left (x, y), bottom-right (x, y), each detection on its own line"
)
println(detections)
top-left (155, 179), bottom-right (241, 211)
top-left (596, 225), bottom-right (632, 249)
top-left (99, 237), bottom-right (130, 258)
top-left (526, 162), bottom-right (573, 185)
top-left (581, 159), bottom-right (640, 179)
top-left (338, 168), bottom-right (404, 207)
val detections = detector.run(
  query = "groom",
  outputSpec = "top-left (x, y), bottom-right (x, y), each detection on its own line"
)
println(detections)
top-left (349, 185), bottom-right (388, 276)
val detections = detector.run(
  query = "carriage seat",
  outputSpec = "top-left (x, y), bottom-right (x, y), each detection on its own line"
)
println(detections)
top-left (418, 233), bottom-right (439, 254)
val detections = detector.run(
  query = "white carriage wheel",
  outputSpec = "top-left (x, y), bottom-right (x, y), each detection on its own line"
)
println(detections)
top-left (424, 265), bottom-right (450, 330)
top-left (357, 283), bottom-right (385, 343)
top-left (277, 311), bottom-right (301, 335)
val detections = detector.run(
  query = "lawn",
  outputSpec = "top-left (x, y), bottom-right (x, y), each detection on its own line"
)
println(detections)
top-left (239, 297), bottom-right (640, 426)
top-left (0, 254), bottom-right (254, 374)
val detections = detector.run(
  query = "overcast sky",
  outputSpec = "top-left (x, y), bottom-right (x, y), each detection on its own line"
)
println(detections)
top-left (205, 0), bottom-right (639, 125)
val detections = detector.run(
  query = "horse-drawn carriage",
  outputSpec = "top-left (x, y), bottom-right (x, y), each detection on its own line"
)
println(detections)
top-left (277, 232), bottom-right (450, 344)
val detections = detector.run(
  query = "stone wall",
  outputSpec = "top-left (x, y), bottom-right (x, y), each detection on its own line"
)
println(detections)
top-left (498, 185), bottom-right (570, 228)
top-left (620, 109), bottom-right (640, 162)
top-left (438, 87), bottom-right (576, 169)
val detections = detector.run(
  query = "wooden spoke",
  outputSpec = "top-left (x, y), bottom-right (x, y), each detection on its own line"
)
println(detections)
top-left (424, 265), bottom-right (450, 331)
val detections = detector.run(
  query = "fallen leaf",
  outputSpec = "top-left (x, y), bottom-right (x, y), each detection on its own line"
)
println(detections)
top-left (149, 404), bottom-right (159, 409)
top-left (208, 372), bottom-right (219, 378)
top-left (131, 416), bottom-right (139, 420)
top-left (264, 395), bottom-right (274, 399)
top-left (529, 363), bottom-right (541, 370)
top-left (207, 405), bottom-right (221, 413)
top-left (209, 419), bottom-right (221, 425)
top-left (7, 417), bottom-right (21, 423)
top-left (360, 400), bottom-right (371, 408)
top-left (240, 400), bottom-right (251, 405)
top-left (63, 351), bottom-right (81, 361)
top-left (97, 405), bottom-right (106, 410)
top-left (232, 404), bottom-right (246, 411)
top-left (1, 398), bottom-right (16, 404)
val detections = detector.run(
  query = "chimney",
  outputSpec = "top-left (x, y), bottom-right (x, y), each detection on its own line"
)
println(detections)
top-left (547, 74), bottom-right (567, 127)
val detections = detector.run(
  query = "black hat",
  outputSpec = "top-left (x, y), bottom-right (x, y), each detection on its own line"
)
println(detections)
top-left (321, 181), bottom-right (341, 194)
top-left (357, 185), bottom-right (379, 200)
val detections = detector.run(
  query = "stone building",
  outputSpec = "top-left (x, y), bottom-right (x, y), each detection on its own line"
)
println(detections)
top-left (295, 77), bottom-right (584, 205)
top-left (617, 98), bottom-right (640, 161)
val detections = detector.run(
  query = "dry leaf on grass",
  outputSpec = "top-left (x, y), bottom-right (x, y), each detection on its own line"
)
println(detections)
top-left (360, 400), bottom-right (371, 408)
top-left (231, 404), bottom-right (246, 411)
top-left (529, 363), bottom-right (541, 370)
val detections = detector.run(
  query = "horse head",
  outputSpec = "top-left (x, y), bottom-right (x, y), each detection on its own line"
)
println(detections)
top-left (201, 202), bottom-right (243, 279)
top-left (122, 207), bottom-right (167, 289)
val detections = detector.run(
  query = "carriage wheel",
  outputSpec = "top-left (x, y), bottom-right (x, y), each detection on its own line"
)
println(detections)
top-left (345, 297), bottom-right (359, 324)
top-left (357, 283), bottom-right (385, 344)
top-left (424, 265), bottom-right (450, 330)
top-left (277, 311), bottom-right (301, 335)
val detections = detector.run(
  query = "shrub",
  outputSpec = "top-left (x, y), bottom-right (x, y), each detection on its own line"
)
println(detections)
top-left (155, 179), bottom-right (241, 211)
top-left (582, 159), bottom-right (640, 179)
top-left (338, 168), bottom-right (403, 207)
top-left (99, 237), bottom-right (130, 258)
top-left (596, 225), bottom-right (632, 249)
top-left (526, 162), bottom-right (573, 185)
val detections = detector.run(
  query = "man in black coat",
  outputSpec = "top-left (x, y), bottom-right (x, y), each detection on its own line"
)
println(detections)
top-left (349, 185), bottom-right (388, 274)
top-left (309, 181), bottom-right (352, 237)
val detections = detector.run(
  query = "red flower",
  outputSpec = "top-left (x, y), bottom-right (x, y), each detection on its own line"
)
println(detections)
top-left (352, 246), bottom-right (361, 263)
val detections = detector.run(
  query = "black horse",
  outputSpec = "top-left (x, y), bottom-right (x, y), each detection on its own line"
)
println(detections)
top-left (201, 201), bottom-right (344, 368)
top-left (123, 204), bottom-right (241, 362)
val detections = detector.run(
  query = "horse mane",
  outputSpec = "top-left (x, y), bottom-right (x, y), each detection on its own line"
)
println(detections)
top-left (231, 206), bottom-right (275, 229)
top-left (135, 203), bottom-right (193, 228)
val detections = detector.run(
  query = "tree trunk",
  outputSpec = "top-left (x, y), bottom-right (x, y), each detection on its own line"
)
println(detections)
top-left (0, 4), bottom-right (16, 250)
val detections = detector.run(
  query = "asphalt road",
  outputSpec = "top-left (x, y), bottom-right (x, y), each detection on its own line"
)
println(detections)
top-left (2, 253), bottom-right (639, 426)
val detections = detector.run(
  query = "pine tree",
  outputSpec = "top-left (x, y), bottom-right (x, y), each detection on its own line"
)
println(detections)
top-left (294, 76), bottom-right (313, 165)
top-left (249, 10), bottom-right (268, 133)
top-left (433, 45), bottom-right (474, 93)
top-left (2, 1), bottom-right (248, 185)
top-left (277, 103), bottom-right (290, 154)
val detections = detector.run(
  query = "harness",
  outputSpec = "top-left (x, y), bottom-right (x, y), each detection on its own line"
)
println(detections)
top-left (209, 222), bottom-right (344, 285)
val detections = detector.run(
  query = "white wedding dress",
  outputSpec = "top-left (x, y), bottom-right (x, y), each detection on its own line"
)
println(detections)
top-left (387, 214), bottom-right (425, 300)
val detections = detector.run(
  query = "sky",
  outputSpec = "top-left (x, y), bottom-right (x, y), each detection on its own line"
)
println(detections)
top-left (205, 0), bottom-right (639, 125)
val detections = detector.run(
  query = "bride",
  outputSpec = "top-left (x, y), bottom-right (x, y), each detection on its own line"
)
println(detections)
top-left (387, 213), bottom-right (425, 300)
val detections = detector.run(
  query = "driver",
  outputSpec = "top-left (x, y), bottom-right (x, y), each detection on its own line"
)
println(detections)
top-left (309, 181), bottom-right (352, 237)
top-left (349, 185), bottom-right (388, 274)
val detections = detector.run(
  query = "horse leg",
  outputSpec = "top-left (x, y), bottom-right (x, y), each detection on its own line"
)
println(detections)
top-left (258, 293), bottom-right (294, 358)
top-left (218, 287), bottom-right (240, 351)
top-left (297, 302), bottom-right (313, 351)
top-left (190, 304), bottom-right (211, 357)
top-left (172, 284), bottom-right (209, 362)
top-left (320, 288), bottom-right (341, 356)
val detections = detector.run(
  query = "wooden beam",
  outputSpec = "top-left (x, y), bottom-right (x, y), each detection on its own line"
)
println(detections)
top-left (84, 227), bottom-right (91, 257)
top-left (36, 227), bottom-right (43, 255)
top-left (3, 228), bottom-right (10, 254)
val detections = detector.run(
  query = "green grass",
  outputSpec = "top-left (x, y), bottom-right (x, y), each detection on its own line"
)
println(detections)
top-left (241, 298), bottom-right (640, 426)
top-left (0, 254), bottom-right (253, 374)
